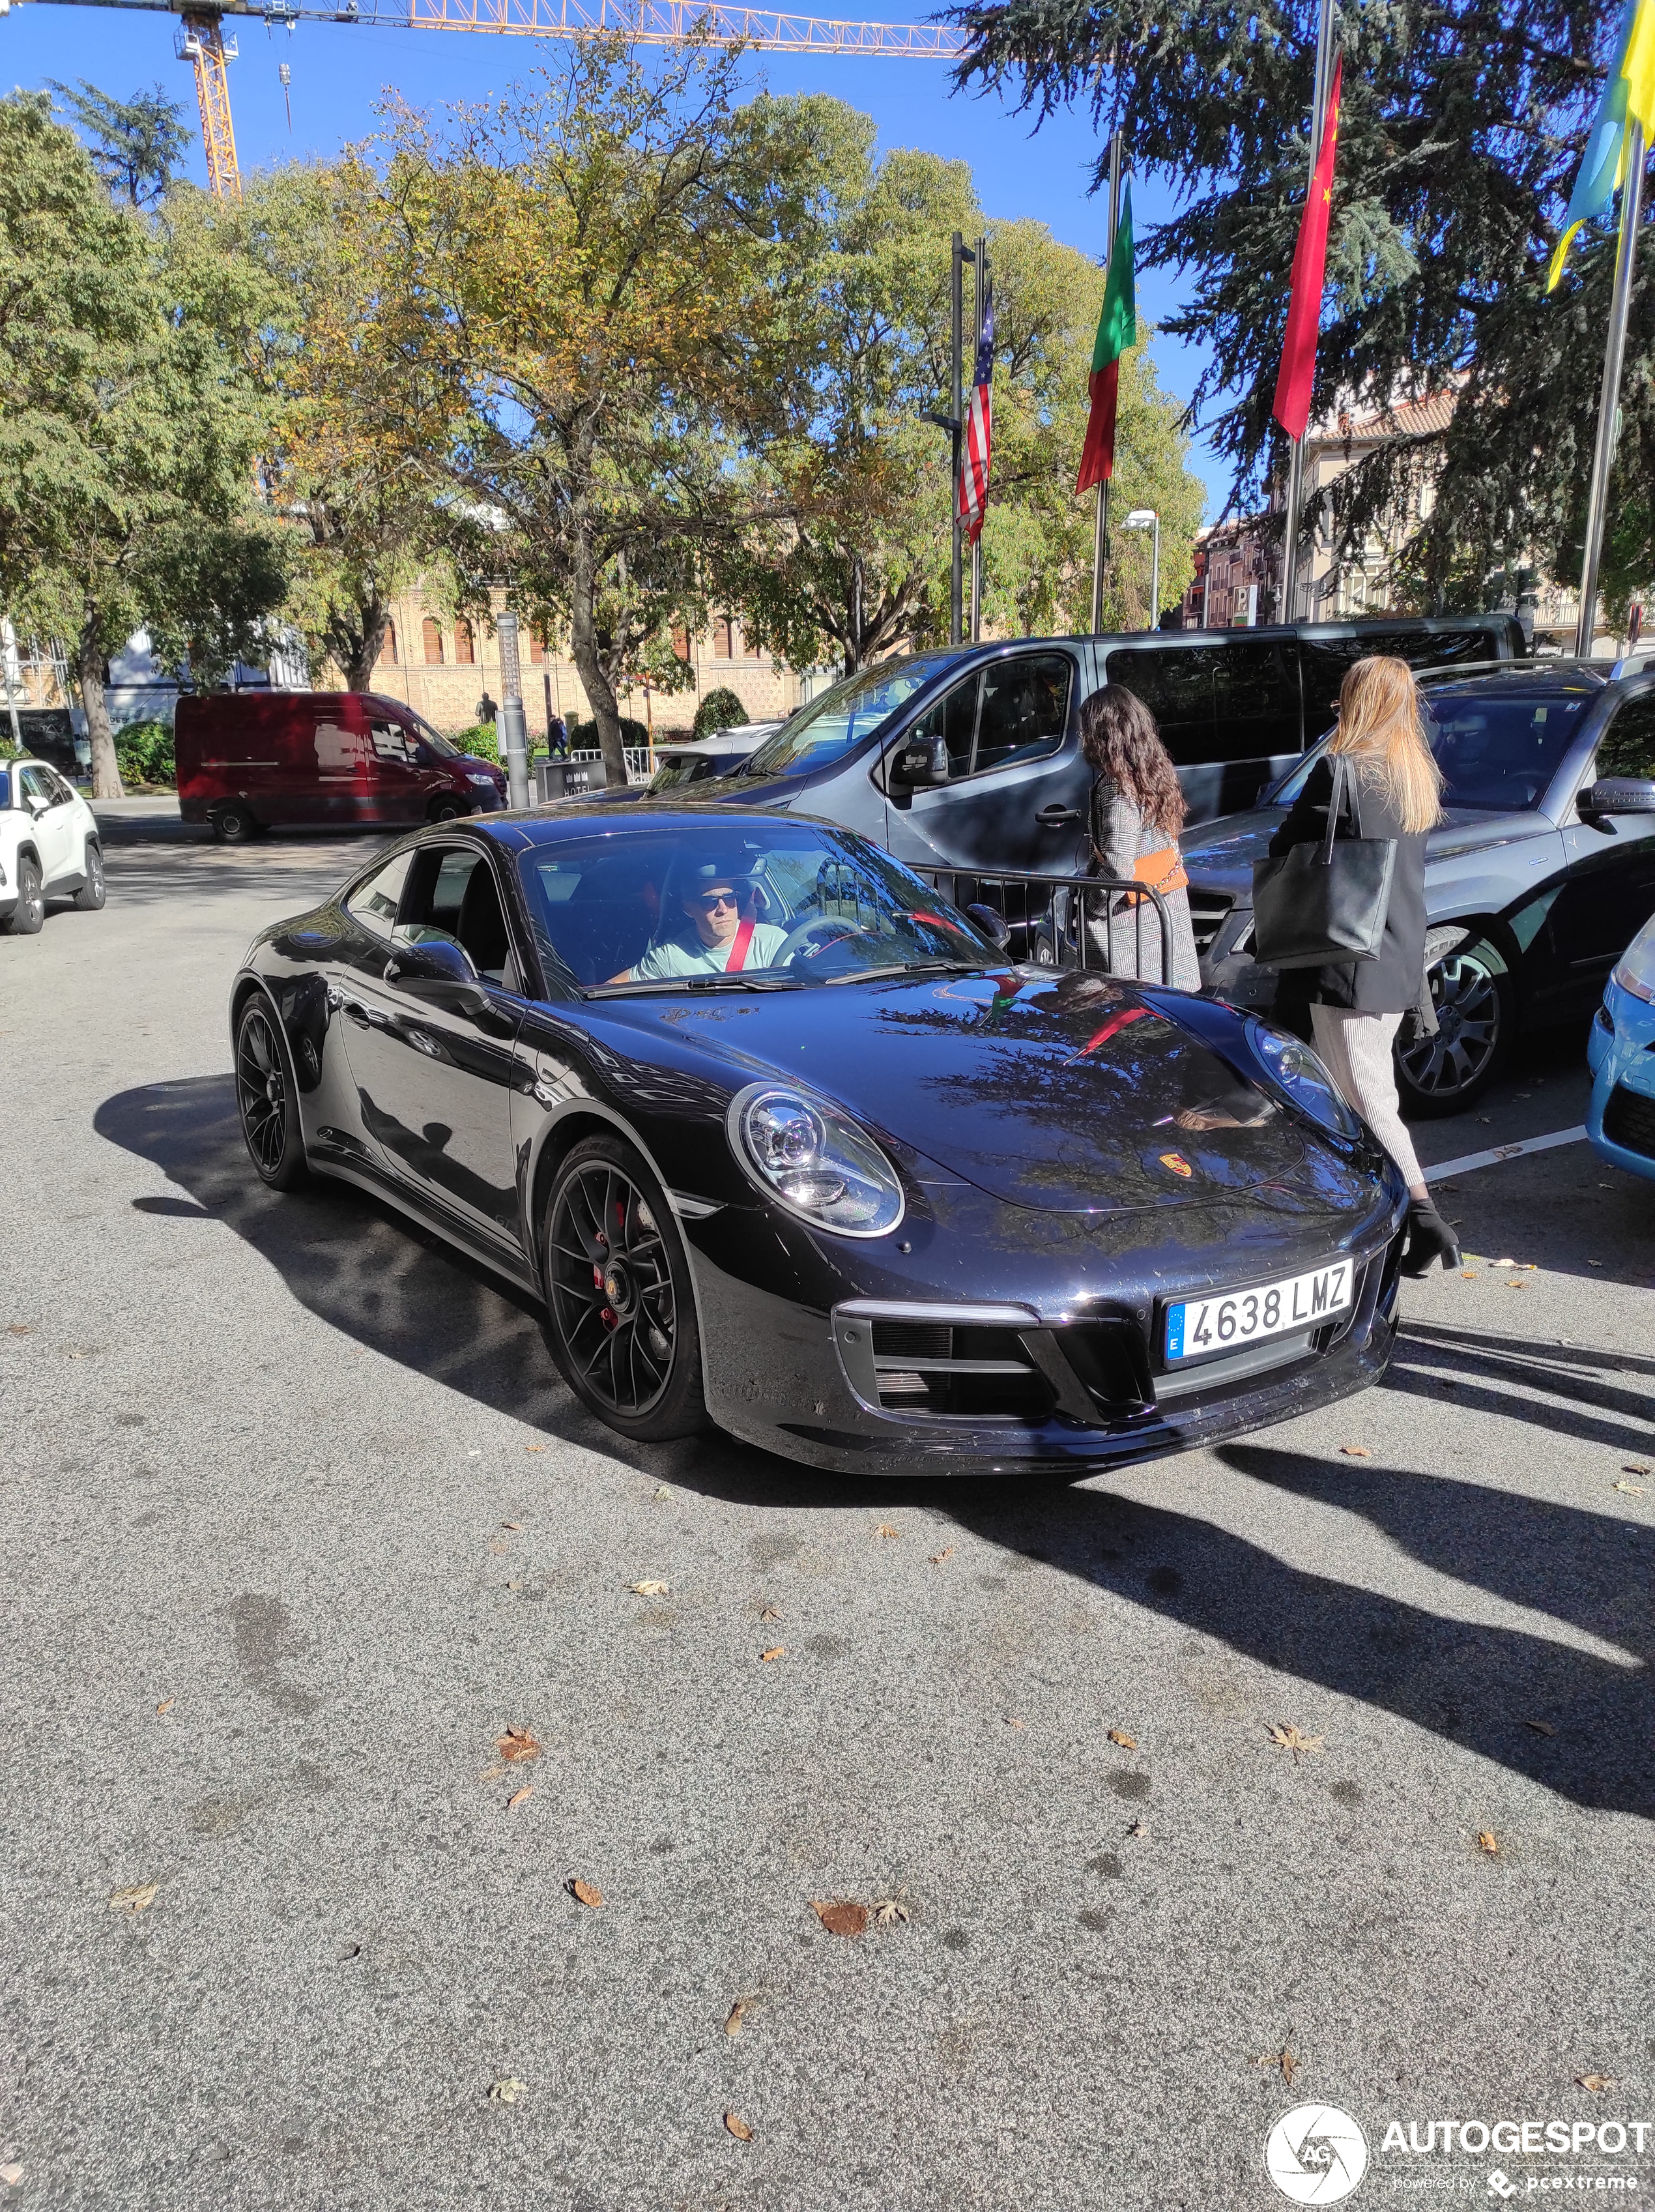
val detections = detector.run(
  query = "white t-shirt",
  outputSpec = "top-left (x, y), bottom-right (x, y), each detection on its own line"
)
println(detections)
top-left (629, 923), bottom-right (788, 980)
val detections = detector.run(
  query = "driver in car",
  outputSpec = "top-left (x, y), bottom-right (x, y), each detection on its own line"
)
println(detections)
top-left (618, 857), bottom-right (788, 980)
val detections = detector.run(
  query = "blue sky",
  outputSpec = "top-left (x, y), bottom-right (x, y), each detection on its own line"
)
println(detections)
top-left (18, 5), bottom-right (1228, 510)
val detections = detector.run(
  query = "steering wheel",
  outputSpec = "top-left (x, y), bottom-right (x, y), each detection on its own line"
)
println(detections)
top-left (777, 913), bottom-right (871, 965)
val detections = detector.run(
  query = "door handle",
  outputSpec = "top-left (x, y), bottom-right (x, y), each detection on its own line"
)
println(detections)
top-left (1036, 804), bottom-right (1083, 826)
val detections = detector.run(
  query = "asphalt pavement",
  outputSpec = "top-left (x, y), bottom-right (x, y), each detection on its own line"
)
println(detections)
top-left (2, 802), bottom-right (1652, 2212)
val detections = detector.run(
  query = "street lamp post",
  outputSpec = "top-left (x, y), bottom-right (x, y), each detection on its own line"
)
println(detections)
top-left (495, 608), bottom-right (532, 811)
top-left (1123, 509), bottom-right (1160, 632)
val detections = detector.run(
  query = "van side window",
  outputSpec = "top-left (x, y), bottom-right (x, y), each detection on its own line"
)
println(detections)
top-left (904, 675), bottom-right (979, 779)
top-left (369, 718), bottom-right (415, 765)
top-left (1211, 640), bottom-right (1302, 763)
top-left (1596, 693), bottom-right (1655, 780)
top-left (1105, 647), bottom-right (1216, 766)
top-left (344, 852), bottom-right (413, 938)
top-left (973, 654), bottom-right (1072, 774)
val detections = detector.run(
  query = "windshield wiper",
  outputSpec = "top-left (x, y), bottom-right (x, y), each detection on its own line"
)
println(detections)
top-left (583, 973), bottom-right (806, 998)
top-left (824, 960), bottom-right (983, 985)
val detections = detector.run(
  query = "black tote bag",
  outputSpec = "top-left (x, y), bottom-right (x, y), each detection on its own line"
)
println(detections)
top-left (1251, 756), bottom-right (1396, 970)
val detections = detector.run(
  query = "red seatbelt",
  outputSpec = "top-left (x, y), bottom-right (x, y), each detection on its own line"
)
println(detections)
top-left (725, 917), bottom-right (756, 972)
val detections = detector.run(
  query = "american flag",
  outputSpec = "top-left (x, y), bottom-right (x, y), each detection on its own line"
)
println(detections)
top-left (958, 278), bottom-right (994, 546)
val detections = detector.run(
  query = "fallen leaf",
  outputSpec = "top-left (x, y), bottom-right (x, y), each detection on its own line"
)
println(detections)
top-left (525, 1444), bottom-right (546, 1453)
top-left (875, 1523), bottom-right (900, 1539)
top-left (1266, 1723), bottom-right (1325, 1758)
top-left (724, 1999), bottom-right (748, 2037)
top-left (1491, 1256), bottom-right (1516, 1267)
top-left (1460, 1270), bottom-right (1479, 1279)
top-left (506, 1786), bottom-right (534, 1810)
top-left (488, 2078), bottom-right (526, 2105)
top-left (928, 1546), bottom-right (955, 1564)
top-left (652, 1484), bottom-right (671, 1500)
top-left (758, 1605), bottom-right (781, 1622)
top-left (568, 1878), bottom-right (603, 1908)
top-left (811, 1899), bottom-right (868, 1938)
top-left (1579, 2074), bottom-right (1617, 2094)
top-left (1478, 1830), bottom-right (1499, 1855)
top-left (154, 1699), bottom-right (173, 1717)
top-left (758, 1645), bottom-right (784, 1662)
top-left (1506, 1280), bottom-right (1527, 1290)
top-left (1127, 1820), bottom-right (1149, 1838)
top-left (108, 1883), bottom-right (158, 1914)
top-left (0, 2164), bottom-right (22, 2188)
top-left (1588, 1259), bottom-right (1604, 1267)
top-left (872, 1897), bottom-right (910, 1926)
top-left (506, 1579), bottom-right (523, 1591)
top-left (1624, 1463), bottom-right (1653, 1476)
top-left (1106, 1729), bottom-right (1138, 1749)
top-left (501, 1521), bottom-right (523, 1531)
top-left (6, 1323), bottom-right (31, 1335)
top-left (1003, 1715), bottom-right (1025, 1729)
top-left (629, 1580), bottom-right (670, 1596)
top-left (1340, 1445), bottom-right (1372, 1458)
top-left (1613, 1481), bottom-right (1647, 1496)
top-left (1254, 2045), bottom-right (1297, 2086)
top-left (496, 1726), bottom-right (541, 1763)
top-left (724, 2111), bottom-right (753, 2142)
top-left (1524, 1719), bottom-right (1557, 1736)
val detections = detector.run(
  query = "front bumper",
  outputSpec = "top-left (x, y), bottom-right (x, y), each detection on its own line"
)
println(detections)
top-left (1586, 979), bottom-right (1655, 1184)
top-left (685, 1189), bottom-right (1405, 1479)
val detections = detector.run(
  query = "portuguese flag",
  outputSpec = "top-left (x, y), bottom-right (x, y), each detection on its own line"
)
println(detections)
top-left (1076, 181), bottom-right (1136, 494)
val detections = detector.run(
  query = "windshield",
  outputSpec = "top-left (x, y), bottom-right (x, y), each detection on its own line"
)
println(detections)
top-left (408, 710), bottom-right (461, 759)
top-left (648, 751), bottom-right (711, 793)
top-left (514, 821), bottom-right (999, 995)
top-left (1269, 690), bottom-right (1592, 814)
top-left (739, 655), bottom-right (966, 779)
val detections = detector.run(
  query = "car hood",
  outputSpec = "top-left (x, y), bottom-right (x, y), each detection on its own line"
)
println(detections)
top-left (1181, 804), bottom-right (1547, 904)
top-left (592, 968), bottom-right (1334, 1214)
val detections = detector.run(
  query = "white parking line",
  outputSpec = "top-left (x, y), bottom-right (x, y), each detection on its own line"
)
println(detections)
top-left (1422, 1124), bottom-right (1589, 1184)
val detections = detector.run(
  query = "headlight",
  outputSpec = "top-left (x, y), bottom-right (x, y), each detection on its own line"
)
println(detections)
top-left (1612, 927), bottom-right (1655, 1004)
top-left (727, 1082), bottom-right (904, 1237)
top-left (1244, 1018), bottom-right (1360, 1138)
top-left (467, 773), bottom-right (496, 787)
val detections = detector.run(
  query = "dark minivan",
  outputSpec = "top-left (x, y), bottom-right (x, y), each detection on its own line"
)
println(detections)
top-left (683, 614), bottom-right (1524, 875)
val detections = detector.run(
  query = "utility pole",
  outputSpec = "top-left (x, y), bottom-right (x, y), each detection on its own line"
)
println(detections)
top-left (1575, 121), bottom-right (1647, 657)
top-left (496, 609), bottom-right (531, 809)
top-left (1280, 0), bottom-right (1336, 623)
top-left (1090, 131), bottom-right (1124, 635)
top-left (970, 231), bottom-right (988, 643)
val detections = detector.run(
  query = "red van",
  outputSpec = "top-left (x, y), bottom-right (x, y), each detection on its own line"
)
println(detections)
top-left (175, 691), bottom-right (508, 841)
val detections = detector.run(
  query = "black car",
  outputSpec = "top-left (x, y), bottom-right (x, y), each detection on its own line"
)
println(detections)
top-left (229, 807), bottom-right (1407, 1477)
top-left (1183, 653), bottom-right (1655, 1114)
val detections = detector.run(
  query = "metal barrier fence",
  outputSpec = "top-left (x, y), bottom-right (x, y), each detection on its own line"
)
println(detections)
top-left (910, 864), bottom-right (1173, 983)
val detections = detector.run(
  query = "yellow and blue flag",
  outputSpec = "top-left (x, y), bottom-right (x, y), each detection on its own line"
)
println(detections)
top-left (1549, 0), bottom-right (1655, 290)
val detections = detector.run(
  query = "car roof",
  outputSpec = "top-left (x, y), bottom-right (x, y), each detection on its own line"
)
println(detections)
top-left (475, 802), bottom-right (848, 851)
top-left (1418, 658), bottom-right (1622, 697)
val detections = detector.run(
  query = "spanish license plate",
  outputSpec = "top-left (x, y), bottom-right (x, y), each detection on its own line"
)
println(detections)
top-left (1164, 1259), bottom-right (1355, 1365)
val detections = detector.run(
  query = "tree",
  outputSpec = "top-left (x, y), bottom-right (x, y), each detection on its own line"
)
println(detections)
top-left (944, 0), bottom-right (1651, 610)
top-left (210, 162), bottom-right (453, 691)
top-left (721, 104), bottom-right (1202, 668)
top-left (50, 80), bottom-right (192, 209)
top-left (364, 39), bottom-right (820, 782)
top-left (0, 96), bottom-right (287, 796)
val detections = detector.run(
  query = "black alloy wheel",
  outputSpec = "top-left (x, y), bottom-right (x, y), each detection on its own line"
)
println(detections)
top-left (235, 998), bottom-right (308, 1189)
top-left (74, 844), bottom-right (106, 911)
top-left (210, 802), bottom-right (259, 844)
top-left (1394, 942), bottom-right (1512, 1118)
top-left (543, 1134), bottom-right (706, 1442)
top-left (5, 854), bottom-right (44, 935)
top-left (427, 796), bottom-right (467, 823)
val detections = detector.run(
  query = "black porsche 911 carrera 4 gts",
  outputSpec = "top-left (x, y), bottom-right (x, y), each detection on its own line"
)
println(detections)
top-left (229, 806), bottom-right (1408, 1477)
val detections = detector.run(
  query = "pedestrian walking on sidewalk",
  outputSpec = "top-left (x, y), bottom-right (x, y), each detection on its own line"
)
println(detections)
top-left (1265, 656), bottom-right (1460, 1275)
top-left (1079, 685), bottom-right (1201, 990)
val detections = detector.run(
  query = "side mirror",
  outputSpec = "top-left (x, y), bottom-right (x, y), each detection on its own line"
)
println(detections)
top-left (1579, 777), bottom-right (1655, 818)
top-left (384, 935), bottom-right (484, 1002)
top-left (887, 735), bottom-right (948, 793)
top-left (964, 902), bottom-right (1013, 951)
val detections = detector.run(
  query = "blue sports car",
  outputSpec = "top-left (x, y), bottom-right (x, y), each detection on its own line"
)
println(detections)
top-left (1587, 908), bottom-right (1655, 1182)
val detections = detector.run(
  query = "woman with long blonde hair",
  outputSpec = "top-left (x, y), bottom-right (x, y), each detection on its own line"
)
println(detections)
top-left (1266, 656), bottom-right (1458, 1273)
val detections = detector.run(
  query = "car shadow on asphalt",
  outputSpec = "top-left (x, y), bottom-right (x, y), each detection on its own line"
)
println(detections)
top-left (97, 1073), bottom-right (1655, 1821)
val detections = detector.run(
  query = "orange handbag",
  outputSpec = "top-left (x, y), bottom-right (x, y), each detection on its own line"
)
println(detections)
top-left (1133, 845), bottom-right (1188, 898)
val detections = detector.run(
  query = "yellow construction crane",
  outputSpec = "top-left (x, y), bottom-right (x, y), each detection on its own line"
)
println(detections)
top-left (49, 0), bottom-right (967, 201)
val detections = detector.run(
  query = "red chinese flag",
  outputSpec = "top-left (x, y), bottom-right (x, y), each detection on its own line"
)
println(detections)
top-left (1272, 55), bottom-right (1343, 444)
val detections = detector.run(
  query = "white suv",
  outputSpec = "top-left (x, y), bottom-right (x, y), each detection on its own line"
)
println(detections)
top-left (1, 757), bottom-right (105, 934)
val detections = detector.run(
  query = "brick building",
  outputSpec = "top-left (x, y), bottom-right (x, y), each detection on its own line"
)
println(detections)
top-left (356, 584), bottom-right (828, 740)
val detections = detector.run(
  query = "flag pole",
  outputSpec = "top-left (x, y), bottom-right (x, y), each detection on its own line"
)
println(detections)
top-left (1091, 131), bottom-right (1124, 634)
top-left (1280, 0), bottom-right (1337, 624)
top-left (1575, 120), bottom-right (1647, 656)
top-left (950, 232), bottom-right (971, 648)
top-left (971, 231), bottom-right (988, 641)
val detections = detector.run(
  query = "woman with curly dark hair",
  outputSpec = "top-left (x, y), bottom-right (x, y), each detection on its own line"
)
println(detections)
top-left (1078, 684), bottom-right (1200, 989)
